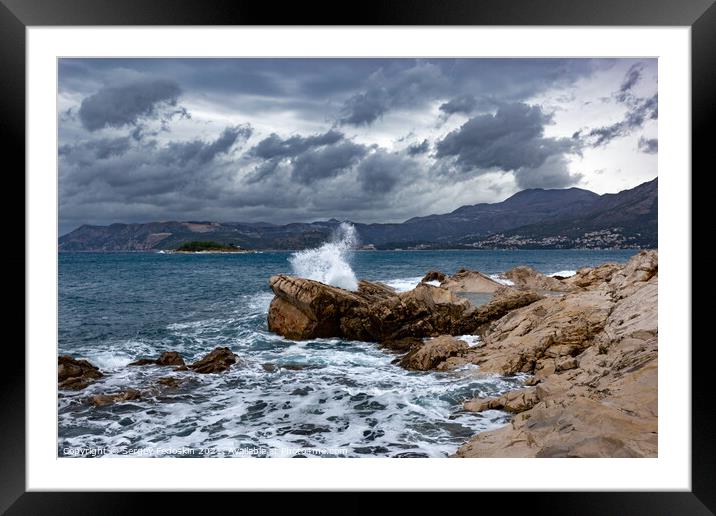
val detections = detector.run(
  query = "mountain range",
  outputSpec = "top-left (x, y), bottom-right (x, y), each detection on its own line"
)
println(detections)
top-left (59, 177), bottom-right (657, 251)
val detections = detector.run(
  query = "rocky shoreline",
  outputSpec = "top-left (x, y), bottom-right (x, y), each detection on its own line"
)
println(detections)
top-left (58, 250), bottom-right (657, 458)
top-left (267, 250), bottom-right (658, 457)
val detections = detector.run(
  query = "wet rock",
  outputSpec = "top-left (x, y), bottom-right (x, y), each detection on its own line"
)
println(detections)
top-left (128, 351), bottom-right (185, 367)
top-left (156, 377), bottom-right (186, 389)
top-left (188, 347), bottom-right (238, 374)
top-left (379, 337), bottom-right (423, 353)
top-left (127, 358), bottom-right (156, 366)
top-left (504, 266), bottom-right (575, 292)
top-left (262, 363), bottom-right (278, 373)
top-left (464, 387), bottom-right (540, 414)
top-left (89, 388), bottom-right (141, 407)
top-left (267, 274), bottom-right (474, 341)
top-left (58, 356), bottom-right (103, 390)
top-left (399, 336), bottom-right (469, 371)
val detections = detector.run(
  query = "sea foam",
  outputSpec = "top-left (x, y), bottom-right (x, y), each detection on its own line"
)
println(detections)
top-left (289, 222), bottom-right (359, 291)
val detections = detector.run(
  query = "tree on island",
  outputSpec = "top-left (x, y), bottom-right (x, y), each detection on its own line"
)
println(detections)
top-left (175, 241), bottom-right (242, 252)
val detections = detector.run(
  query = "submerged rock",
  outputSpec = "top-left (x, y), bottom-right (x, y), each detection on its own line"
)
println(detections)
top-left (189, 347), bottom-right (238, 374)
top-left (89, 388), bottom-right (141, 407)
top-left (58, 356), bottom-right (103, 390)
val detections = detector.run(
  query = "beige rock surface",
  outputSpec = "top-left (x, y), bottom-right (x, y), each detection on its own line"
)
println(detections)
top-left (399, 336), bottom-right (469, 371)
top-left (504, 266), bottom-right (575, 292)
top-left (454, 251), bottom-right (658, 458)
top-left (440, 269), bottom-right (503, 293)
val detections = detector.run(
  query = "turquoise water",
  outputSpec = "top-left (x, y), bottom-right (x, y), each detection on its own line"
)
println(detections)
top-left (58, 249), bottom-right (637, 458)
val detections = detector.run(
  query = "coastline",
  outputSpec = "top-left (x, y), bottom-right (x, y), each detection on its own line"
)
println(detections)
top-left (265, 250), bottom-right (658, 457)
top-left (58, 250), bottom-right (656, 458)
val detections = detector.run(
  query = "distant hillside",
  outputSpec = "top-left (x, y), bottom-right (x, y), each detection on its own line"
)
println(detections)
top-left (59, 178), bottom-right (657, 251)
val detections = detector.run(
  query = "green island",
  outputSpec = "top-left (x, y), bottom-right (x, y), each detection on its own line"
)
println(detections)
top-left (174, 241), bottom-right (247, 253)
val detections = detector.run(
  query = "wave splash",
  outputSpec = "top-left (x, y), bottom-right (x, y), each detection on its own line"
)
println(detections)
top-left (289, 222), bottom-right (359, 291)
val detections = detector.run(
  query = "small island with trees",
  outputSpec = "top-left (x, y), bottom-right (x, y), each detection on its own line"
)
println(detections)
top-left (174, 241), bottom-right (249, 253)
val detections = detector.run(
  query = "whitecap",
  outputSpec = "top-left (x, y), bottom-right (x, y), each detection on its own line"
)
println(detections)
top-left (488, 274), bottom-right (514, 286)
top-left (457, 335), bottom-right (482, 347)
top-left (548, 270), bottom-right (577, 278)
top-left (383, 277), bottom-right (423, 292)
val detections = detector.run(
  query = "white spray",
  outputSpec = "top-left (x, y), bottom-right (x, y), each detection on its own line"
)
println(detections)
top-left (289, 222), bottom-right (359, 291)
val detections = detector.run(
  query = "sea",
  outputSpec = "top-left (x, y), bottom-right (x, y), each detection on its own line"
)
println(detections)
top-left (58, 226), bottom-right (638, 458)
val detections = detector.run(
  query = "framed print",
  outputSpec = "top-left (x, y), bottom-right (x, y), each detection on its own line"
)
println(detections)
top-left (4, 0), bottom-right (712, 512)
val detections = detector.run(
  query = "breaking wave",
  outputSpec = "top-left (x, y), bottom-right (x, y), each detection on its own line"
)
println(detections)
top-left (289, 222), bottom-right (359, 291)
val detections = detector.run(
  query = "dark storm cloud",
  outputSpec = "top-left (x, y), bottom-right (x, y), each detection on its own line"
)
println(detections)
top-left (58, 58), bottom-right (656, 233)
top-left (162, 125), bottom-right (252, 166)
top-left (356, 151), bottom-right (415, 194)
top-left (337, 62), bottom-right (447, 126)
top-left (512, 155), bottom-right (583, 189)
top-left (337, 89), bottom-right (390, 126)
top-left (60, 125), bottom-right (248, 205)
top-left (249, 129), bottom-right (344, 160)
top-left (435, 103), bottom-right (576, 173)
top-left (406, 139), bottom-right (430, 156)
top-left (78, 79), bottom-right (182, 131)
top-left (292, 141), bottom-right (368, 184)
top-left (439, 94), bottom-right (478, 116)
top-left (582, 94), bottom-right (658, 147)
top-left (638, 137), bottom-right (658, 154)
top-left (59, 136), bottom-right (131, 163)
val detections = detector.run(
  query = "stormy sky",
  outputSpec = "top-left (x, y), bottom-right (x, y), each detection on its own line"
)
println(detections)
top-left (58, 58), bottom-right (657, 235)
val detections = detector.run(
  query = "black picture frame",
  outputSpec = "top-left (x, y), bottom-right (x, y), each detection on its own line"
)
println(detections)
top-left (3, 0), bottom-right (710, 512)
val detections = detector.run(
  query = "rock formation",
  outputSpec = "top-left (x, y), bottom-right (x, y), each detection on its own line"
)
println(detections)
top-left (128, 351), bottom-right (186, 367)
top-left (503, 266), bottom-right (575, 292)
top-left (267, 274), bottom-right (541, 342)
top-left (89, 388), bottom-right (141, 407)
top-left (58, 356), bottom-right (103, 390)
top-left (188, 346), bottom-right (238, 374)
top-left (440, 269), bottom-right (503, 293)
top-left (454, 250), bottom-right (658, 458)
top-left (399, 336), bottom-right (469, 371)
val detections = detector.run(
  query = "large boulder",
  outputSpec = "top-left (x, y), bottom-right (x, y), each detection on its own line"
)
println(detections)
top-left (504, 266), bottom-right (575, 292)
top-left (399, 336), bottom-right (469, 371)
top-left (189, 347), bottom-right (238, 374)
top-left (58, 356), bottom-right (103, 390)
top-left (267, 275), bottom-right (394, 340)
top-left (267, 275), bottom-right (477, 341)
top-left (564, 263), bottom-right (621, 290)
